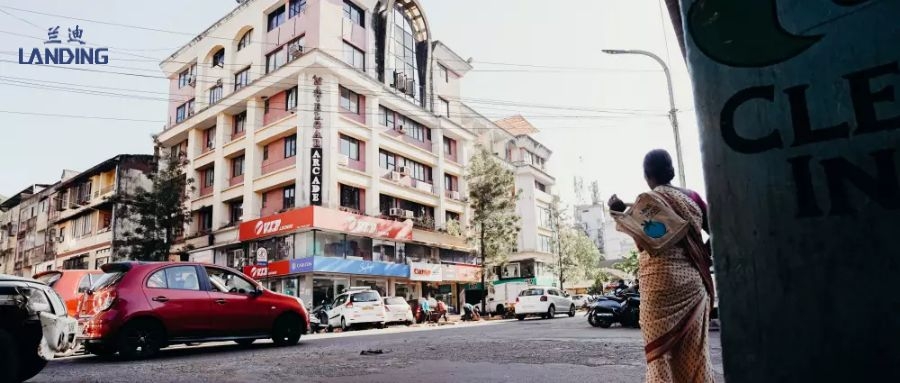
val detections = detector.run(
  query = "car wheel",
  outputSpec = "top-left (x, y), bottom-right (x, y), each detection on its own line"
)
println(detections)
top-left (341, 317), bottom-right (350, 332)
top-left (117, 320), bottom-right (165, 360)
top-left (546, 305), bottom-right (556, 319)
top-left (568, 304), bottom-right (576, 317)
top-left (84, 343), bottom-right (117, 357)
top-left (272, 314), bottom-right (302, 346)
top-left (0, 329), bottom-right (20, 383)
top-left (516, 315), bottom-right (526, 321)
top-left (234, 339), bottom-right (255, 347)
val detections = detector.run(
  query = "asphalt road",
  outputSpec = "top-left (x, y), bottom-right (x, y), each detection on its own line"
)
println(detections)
top-left (33, 315), bottom-right (725, 383)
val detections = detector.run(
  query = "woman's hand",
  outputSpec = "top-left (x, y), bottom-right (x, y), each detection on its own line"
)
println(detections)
top-left (608, 194), bottom-right (627, 213)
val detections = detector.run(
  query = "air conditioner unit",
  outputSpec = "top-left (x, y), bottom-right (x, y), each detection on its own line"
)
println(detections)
top-left (337, 155), bottom-right (349, 167)
top-left (395, 72), bottom-right (408, 92)
top-left (188, 75), bottom-right (196, 87)
top-left (451, 191), bottom-right (460, 200)
top-left (390, 171), bottom-right (402, 182)
top-left (57, 235), bottom-right (64, 243)
top-left (289, 45), bottom-right (304, 60)
top-left (402, 210), bottom-right (414, 219)
top-left (396, 125), bottom-right (406, 134)
top-left (405, 79), bottom-right (416, 96)
top-left (397, 166), bottom-right (409, 175)
top-left (388, 207), bottom-right (403, 217)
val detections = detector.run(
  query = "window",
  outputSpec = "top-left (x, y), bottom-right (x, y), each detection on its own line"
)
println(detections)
top-left (340, 184), bottom-right (361, 210)
top-left (379, 150), bottom-right (432, 182)
top-left (211, 48), bottom-right (225, 67)
top-left (203, 168), bottom-right (215, 188)
top-left (147, 266), bottom-right (201, 291)
top-left (343, 41), bottom-right (365, 71)
top-left (286, 87), bottom-right (298, 111)
top-left (261, 192), bottom-right (268, 208)
top-left (209, 84), bottom-right (223, 104)
top-left (378, 150), bottom-right (396, 171)
top-left (229, 200), bottom-right (243, 225)
top-left (444, 174), bottom-right (455, 191)
top-left (232, 156), bottom-right (245, 177)
top-left (199, 208), bottom-right (213, 232)
top-left (237, 29), bottom-right (252, 51)
top-left (383, 108), bottom-right (430, 142)
top-left (283, 185), bottom-right (296, 209)
top-left (379, 105), bottom-right (395, 128)
top-left (234, 67), bottom-right (250, 90)
top-left (73, 214), bottom-right (92, 238)
top-left (439, 98), bottom-right (450, 117)
top-left (233, 112), bottom-right (246, 136)
top-left (538, 235), bottom-right (553, 253)
top-left (266, 48), bottom-right (286, 73)
top-left (443, 137), bottom-right (454, 156)
top-left (535, 181), bottom-right (547, 193)
top-left (289, 0), bottom-right (307, 18)
top-left (339, 135), bottom-right (360, 161)
top-left (343, 0), bottom-right (364, 27)
top-left (206, 267), bottom-right (256, 294)
top-left (263, 144), bottom-right (270, 161)
top-left (177, 66), bottom-right (195, 88)
top-left (539, 207), bottom-right (552, 228)
top-left (204, 127), bottom-right (216, 150)
top-left (267, 6), bottom-right (286, 31)
top-left (438, 65), bottom-right (448, 82)
top-left (392, 4), bottom-right (418, 100)
top-left (284, 135), bottom-right (297, 158)
top-left (339, 87), bottom-right (360, 114)
top-left (175, 99), bottom-right (195, 123)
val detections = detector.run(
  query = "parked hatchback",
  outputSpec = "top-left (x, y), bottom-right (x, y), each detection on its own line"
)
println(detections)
top-left (514, 286), bottom-right (577, 320)
top-left (326, 287), bottom-right (385, 331)
top-left (383, 296), bottom-right (414, 325)
top-left (33, 270), bottom-right (103, 317)
top-left (78, 262), bottom-right (309, 359)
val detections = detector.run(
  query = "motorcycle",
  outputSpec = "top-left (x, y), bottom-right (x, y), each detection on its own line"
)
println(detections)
top-left (586, 293), bottom-right (640, 328)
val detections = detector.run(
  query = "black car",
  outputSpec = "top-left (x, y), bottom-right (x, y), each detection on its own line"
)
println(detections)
top-left (0, 274), bottom-right (79, 382)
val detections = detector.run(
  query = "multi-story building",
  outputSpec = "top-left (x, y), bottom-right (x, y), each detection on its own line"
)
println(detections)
top-left (46, 155), bottom-right (155, 272)
top-left (573, 202), bottom-right (633, 261)
top-left (156, 0), bottom-right (479, 309)
top-left (0, 184), bottom-right (51, 276)
top-left (467, 113), bottom-right (559, 303)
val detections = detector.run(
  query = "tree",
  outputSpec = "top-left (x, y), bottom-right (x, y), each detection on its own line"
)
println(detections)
top-left (465, 146), bottom-right (520, 310)
top-left (548, 196), bottom-right (603, 290)
top-left (109, 138), bottom-right (195, 261)
top-left (613, 250), bottom-right (640, 276)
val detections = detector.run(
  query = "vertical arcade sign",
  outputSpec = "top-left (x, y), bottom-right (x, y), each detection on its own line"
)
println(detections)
top-left (673, 1), bottom-right (900, 382)
top-left (310, 75), bottom-right (323, 206)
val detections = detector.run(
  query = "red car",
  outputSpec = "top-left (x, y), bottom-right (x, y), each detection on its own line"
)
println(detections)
top-left (78, 262), bottom-right (309, 359)
top-left (32, 269), bottom-right (103, 317)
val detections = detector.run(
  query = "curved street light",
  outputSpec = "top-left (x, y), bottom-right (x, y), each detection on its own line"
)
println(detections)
top-left (602, 49), bottom-right (686, 188)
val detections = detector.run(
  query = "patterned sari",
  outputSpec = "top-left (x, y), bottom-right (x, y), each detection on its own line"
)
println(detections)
top-left (634, 185), bottom-right (715, 382)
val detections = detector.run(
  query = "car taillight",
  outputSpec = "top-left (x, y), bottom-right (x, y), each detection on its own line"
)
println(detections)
top-left (346, 301), bottom-right (353, 308)
top-left (515, 297), bottom-right (520, 303)
top-left (540, 296), bottom-right (548, 302)
top-left (95, 289), bottom-right (117, 312)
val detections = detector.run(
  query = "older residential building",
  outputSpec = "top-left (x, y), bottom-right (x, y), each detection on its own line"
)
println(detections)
top-left (155, 0), bottom-right (479, 309)
top-left (46, 155), bottom-right (154, 272)
top-left (0, 184), bottom-right (51, 276)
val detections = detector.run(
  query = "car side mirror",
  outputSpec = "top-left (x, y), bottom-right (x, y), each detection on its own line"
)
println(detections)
top-left (250, 288), bottom-right (263, 297)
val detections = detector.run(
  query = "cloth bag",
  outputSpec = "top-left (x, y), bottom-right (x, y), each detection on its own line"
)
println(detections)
top-left (612, 191), bottom-right (689, 253)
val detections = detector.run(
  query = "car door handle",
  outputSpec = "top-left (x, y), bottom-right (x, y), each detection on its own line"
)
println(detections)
top-left (152, 296), bottom-right (169, 302)
top-left (215, 299), bottom-right (226, 305)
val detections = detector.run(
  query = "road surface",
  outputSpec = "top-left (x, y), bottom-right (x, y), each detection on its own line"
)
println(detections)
top-left (34, 315), bottom-right (725, 382)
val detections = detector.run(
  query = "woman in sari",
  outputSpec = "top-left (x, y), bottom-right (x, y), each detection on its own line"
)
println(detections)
top-left (608, 149), bottom-right (715, 383)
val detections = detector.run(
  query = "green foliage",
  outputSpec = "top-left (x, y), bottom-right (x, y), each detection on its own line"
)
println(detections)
top-left (465, 146), bottom-right (520, 273)
top-left (109, 138), bottom-right (195, 261)
top-left (548, 195), bottom-right (604, 287)
top-left (613, 250), bottom-right (640, 276)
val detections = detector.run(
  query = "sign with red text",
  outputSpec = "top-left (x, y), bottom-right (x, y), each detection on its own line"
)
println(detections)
top-left (313, 206), bottom-right (413, 241)
top-left (242, 259), bottom-right (290, 280)
top-left (409, 262), bottom-right (442, 282)
top-left (239, 207), bottom-right (314, 241)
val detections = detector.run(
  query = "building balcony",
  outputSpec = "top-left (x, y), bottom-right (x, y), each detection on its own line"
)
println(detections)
top-left (199, 185), bottom-right (214, 198)
top-left (444, 189), bottom-right (463, 201)
top-left (230, 175), bottom-right (244, 187)
top-left (261, 156), bottom-right (297, 176)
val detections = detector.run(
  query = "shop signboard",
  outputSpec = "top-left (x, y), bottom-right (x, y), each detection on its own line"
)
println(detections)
top-left (410, 262), bottom-right (442, 281)
top-left (242, 259), bottom-right (290, 280)
top-left (239, 207), bottom-right (314, 241)
top-left (313, 206), bottom-right (413, 241)
top-left (255, 247), bottom-right (268, 267)
top-left (441, 264), bottom-right (479, 282)
top-left (312, 256), bottom-right (409, 277)
top-left (290, 257), bottom-right (314, 274)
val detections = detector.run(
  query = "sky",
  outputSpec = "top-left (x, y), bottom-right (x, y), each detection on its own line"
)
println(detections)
top-left (0, 0), bottom-right (705, 208)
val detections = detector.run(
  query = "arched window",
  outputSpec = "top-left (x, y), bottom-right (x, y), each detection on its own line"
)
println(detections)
top-left (393, 5), bottom-right (419, 101)
top-left (237, 29), bottom-right (253, 51)
top-left (211, 47), bottom-right (225, 67)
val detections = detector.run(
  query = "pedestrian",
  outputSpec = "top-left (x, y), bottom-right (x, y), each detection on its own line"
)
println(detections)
top-left (420, 296), bottom-right (432, 323)
top-left (608, 149), bottom-right (715, 383)
top-left (436, 298), bottom-right (448, 322)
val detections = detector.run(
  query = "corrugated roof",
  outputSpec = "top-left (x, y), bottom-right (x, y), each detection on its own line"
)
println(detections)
top-left (494, 115), bottom-right (539, 136)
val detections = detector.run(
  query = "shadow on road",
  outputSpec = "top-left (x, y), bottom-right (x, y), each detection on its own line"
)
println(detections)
top-left (69, 342), bottom-right (300, 364)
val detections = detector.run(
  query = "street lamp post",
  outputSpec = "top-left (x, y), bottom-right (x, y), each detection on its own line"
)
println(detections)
top-left (602, 49), bottom-right (686, 188)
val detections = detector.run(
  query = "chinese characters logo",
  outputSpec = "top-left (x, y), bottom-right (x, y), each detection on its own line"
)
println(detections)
top-left (19, 24), bottom-right (107, 65)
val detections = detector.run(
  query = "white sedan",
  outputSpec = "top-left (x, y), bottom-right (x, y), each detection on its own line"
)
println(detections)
top-left (382, 296), bottom-right (414, 325)
top-left (514, 286), bottom-right (577, 320)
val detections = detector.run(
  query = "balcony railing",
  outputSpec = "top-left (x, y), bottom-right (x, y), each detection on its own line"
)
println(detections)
top-left (444, 189), bottom-right (463, 201)
top-left (91, 184), bottom-right (115, 200)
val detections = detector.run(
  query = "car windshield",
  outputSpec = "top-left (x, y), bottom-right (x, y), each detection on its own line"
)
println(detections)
top-left (520, 288), bottom-right (544, 296)
top-left (351, 291), bottom-right (380, 302)
top-left (91, 272), bottom-right (125, 290)
top-left (385, 297), bottom-right (406, 305)
top-left (34, 272), bottom-right (62, 287)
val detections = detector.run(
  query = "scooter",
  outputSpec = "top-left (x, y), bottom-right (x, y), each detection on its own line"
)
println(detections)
top-left (586, 293), bottom-right (640, 328)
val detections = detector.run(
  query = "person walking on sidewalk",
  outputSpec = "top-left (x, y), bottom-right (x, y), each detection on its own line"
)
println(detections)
top-left (419, 296), bottom-right (432, 323)
top-left (435, 298), bottom-right (449, 322)
top-left (608, 149), bottom-right (715, 383)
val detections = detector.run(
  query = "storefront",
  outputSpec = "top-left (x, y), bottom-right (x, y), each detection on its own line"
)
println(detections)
top-left (439, 264), bottom-right (481, 310)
